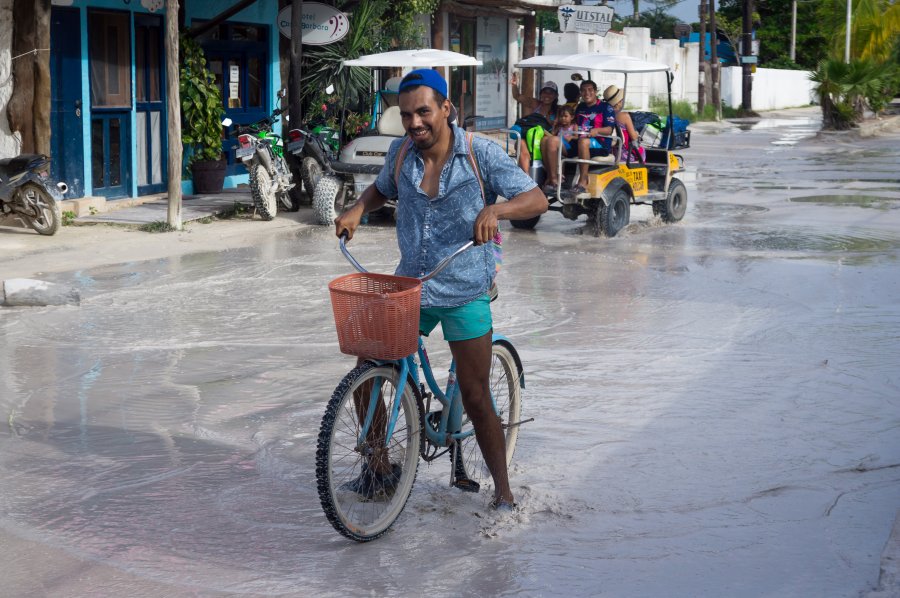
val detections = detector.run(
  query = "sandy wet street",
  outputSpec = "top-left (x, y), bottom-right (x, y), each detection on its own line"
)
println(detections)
top-left (1, 108), bottom-right (899, 597)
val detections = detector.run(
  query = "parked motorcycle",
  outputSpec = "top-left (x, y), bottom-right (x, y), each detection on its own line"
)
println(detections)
top-left (226, 91), bottom-right (296, 220)
top-left (286, 121), bottom-right (338, 200)
top-left (0, 154), bottom-right (66, 236)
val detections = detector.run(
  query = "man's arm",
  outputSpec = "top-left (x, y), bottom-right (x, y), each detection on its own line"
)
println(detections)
top-left (333, 183), bottom-right (389, 241)
top-left (473, 187), bottom-right (548, 245)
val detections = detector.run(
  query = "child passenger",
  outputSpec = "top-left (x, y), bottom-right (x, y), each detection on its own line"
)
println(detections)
top-left (553, 105), bottom-right (579, 159)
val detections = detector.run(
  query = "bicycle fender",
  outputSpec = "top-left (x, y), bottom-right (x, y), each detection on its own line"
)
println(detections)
top-left (491, 335), bottom-right (525, 390)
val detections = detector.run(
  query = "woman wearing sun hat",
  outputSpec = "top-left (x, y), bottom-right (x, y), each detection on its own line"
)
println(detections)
top-left (510, 73), bottom-right (559, 171)
top-left (602, 84), bottom-right (645, 162)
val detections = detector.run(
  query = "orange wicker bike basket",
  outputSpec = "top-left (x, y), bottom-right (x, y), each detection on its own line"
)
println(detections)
top-left (328, 272), bottom-right (422, 360)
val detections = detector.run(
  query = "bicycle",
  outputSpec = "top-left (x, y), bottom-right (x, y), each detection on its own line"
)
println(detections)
top-left (315, 235), bottom-right (528, 542)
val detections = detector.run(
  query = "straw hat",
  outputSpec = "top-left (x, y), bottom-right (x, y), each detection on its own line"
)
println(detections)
top-left (603, 85), bottom-right (624, 106)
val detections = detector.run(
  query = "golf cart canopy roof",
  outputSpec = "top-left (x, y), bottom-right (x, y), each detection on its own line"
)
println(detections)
top-left (343, 49), bottom-right (482, 68)
top-left (515, 53), bottom-right (669, 74)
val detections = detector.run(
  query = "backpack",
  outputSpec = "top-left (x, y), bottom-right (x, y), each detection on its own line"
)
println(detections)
top-left (513, 112), bottom-right (552, 132)
top-left (393, 133), bottom-right (503, 277)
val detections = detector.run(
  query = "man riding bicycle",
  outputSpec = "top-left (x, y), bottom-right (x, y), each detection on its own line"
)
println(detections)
top-left (334, 69), bottom-right (547, 510)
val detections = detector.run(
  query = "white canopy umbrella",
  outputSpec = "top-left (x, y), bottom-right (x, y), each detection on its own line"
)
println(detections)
top-left (344, 49), bottom-right (482, 68)
top-left (515, 53), bottom-right (669, 74)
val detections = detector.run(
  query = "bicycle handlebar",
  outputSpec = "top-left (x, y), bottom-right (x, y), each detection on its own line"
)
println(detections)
top-left (338, 233), bottom-right (473, 282)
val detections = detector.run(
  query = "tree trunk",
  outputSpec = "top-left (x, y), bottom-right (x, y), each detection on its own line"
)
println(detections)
top-left (521, 13), bottom-right (536, 112)
top-left (166, 0), bottom-right (182, 230)
top-left (708, 0), bottom-right (721, 120)
top-left (5, 0), bottom-right (51, 156)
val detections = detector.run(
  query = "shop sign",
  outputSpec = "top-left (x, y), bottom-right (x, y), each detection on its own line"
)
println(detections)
top-left (278, 3), bottom-right (350, 46)
top-left (558, 4), bottom-right (615, 37)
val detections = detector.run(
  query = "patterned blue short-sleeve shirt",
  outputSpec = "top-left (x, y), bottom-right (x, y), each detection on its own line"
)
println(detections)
top-left (375, 123), bottom-right (537, 308)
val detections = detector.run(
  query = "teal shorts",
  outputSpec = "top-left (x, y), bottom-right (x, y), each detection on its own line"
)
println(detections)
top-left (419, 294), bottom-right (492, 342)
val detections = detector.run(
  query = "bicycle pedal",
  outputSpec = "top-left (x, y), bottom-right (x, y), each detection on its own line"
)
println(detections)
top-left (451, 477), bottom-right (480, 493)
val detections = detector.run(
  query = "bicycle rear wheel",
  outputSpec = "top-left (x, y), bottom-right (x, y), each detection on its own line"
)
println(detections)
top-left (454, 340), bottom-right (523, 487)
top-left (316, 361), bottom-right (421, 542)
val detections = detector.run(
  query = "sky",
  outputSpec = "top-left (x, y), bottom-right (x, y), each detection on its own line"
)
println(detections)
top-left (606, 0), bottom-right (702, 24)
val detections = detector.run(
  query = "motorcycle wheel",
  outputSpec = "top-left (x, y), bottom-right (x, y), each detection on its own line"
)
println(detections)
top-left (312, 175), bottom-right (346, 226)
top-left (19, 182), bottom-right (61, 236)
top-left (276, 157), bottom-right (299, 212)
top-left (249, 160), bottom-right (278, 221)
top-left (301, 156), bottom-right (323, 200)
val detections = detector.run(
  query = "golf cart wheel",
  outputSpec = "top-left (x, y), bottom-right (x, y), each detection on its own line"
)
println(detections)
top-left (510, 215), bottom-right (541, 230)
top-left (249, 161), bottom-right (277, 221)
top-left (301, 156), bottom-right (323, 200)
top-left (656, 178), bottom-right (687, 223)
top-left (312, 175), bottom-right (347, 226)
top-left (594, 188), bottom-right (630, 238)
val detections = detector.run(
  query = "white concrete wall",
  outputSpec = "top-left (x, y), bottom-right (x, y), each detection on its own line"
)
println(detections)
top-left (534, 28), bottom-right (694, 111)
top-left (0, 0), bottom-right (20, 158)
top-left (720, 66), bottom-right (816, 110)
top-left (536, 28), bottom-right (816, 112)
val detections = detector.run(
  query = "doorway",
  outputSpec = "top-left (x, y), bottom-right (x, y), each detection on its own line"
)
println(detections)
top-left (448, 17), bottom-right (476, 125)
top-left (88, 10), bottom-right (132, 198)
top-left (50, 7), bottom-right (84, 198)
top-left (135, 14), bottom-right (167, 195)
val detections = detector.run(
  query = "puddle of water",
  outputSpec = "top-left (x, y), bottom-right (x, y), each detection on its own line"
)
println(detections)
top-left (790, 195), bottom-right (900, 209)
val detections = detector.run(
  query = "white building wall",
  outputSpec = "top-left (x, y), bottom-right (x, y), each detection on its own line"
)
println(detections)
top-left (720, 66), bottom-right (816, 110)
top-left (0, 0), bottom-right (20, 158)
top-left (536, 28), bottom-right (816, 113)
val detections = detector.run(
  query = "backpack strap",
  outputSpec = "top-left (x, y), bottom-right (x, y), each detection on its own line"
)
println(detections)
top-left (464, 132), bottom-right (486, 205)
top-left (393, 136), bottom-right (414, 190)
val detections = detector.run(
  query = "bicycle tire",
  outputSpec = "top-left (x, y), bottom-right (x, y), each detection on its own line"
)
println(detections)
top-left (454, 340), bottom-right (523, 488)
top-left (316, 361), bottom-right (421, 542)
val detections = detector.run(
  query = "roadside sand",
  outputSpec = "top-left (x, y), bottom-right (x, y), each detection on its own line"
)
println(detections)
top-left (1, 210), bottom-right (319, 281)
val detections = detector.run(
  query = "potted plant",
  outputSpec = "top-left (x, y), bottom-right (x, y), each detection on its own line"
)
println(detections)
top-left (180, 35), bottom-right (226, 194)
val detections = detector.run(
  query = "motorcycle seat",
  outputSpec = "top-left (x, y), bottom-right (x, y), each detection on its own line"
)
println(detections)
top-left (0, 154), bottom-right (48, 177)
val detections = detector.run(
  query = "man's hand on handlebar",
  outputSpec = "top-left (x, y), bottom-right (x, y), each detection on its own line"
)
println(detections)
top-left (333, 201), bottom-right (366, 242)
top-left (473, 205), bottom-right (499, 246)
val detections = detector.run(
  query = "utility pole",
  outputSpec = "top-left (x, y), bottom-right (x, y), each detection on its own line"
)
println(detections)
top-left (698, 0), bottom-right (707, 114)
top-left (165, 0), bottom-right (182, 230)
top-left (844, 0), bottom-right (852, 62)
top-left (709, 0), bottom-right (721, 120)
top-left (741, 0), bottom-right (753, 111)
top-left (790, 0), bottom-right (797, 62)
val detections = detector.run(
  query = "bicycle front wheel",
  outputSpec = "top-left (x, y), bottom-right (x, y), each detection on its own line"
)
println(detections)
top-left (455, 340), bottom-right (523, 487)
top-left (316, 361), bottom-right (421, 542)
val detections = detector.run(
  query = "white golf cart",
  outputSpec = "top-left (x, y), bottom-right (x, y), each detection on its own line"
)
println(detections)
top-left (511, 53), bottom-right (689, 237)
top-left (312, 49), bottom-right (482, 225)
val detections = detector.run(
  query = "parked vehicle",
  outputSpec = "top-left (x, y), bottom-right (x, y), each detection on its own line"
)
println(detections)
top-left (511, 53), bottom-right (689, 237)
top-left (226, 90), bottom-right (297, 220)
top-left (0, 153), bottom-right (66, 236)
top-left (286, 120), bottom-right (339, 200)
top-left (312, 49), bottom-right (482, 225)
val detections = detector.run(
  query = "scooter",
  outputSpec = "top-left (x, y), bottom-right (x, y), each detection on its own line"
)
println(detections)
top-left (0, 153), bottom-right (67, 236)
top-left (225, 90), bottom-right (296, 220)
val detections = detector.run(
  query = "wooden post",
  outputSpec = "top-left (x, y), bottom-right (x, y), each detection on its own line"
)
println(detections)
top-left (742, 0), bottom-right (753, 111)
top-left (34, 0), bottom-right (51, 157)
top-left (698, 0), bottom-right (707, 114)
top-left (521, 13), bottom-right (536, 112)
top-left (166, 0), bottom-right (182, 230)
top-left (709, 0), bottom-right (721, 120)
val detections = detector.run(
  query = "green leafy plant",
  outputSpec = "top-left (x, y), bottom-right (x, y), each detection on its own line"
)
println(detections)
top-left (180, 35), bottom-right (224, 166)
top-left (61, 210), bottom-right (76, 226)
top-left (139, 220), bottom-right (176, 233)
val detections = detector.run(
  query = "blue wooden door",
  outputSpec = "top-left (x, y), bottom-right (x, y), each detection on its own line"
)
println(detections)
top-left (135, 15), bottom-right (167, 195)
top-left (50, 7), bottom-right (84, 198)
top-left (88, 10), bottom-right (132, 199)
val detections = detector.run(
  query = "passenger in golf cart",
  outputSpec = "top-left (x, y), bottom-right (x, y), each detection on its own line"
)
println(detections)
top-left (507, 53), bottom-right (689, 237)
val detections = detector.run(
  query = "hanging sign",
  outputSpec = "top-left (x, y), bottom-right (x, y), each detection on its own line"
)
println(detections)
top-left (557, 4), bottom-right (615, 37)
top-left (277, 3), bottom-right (350, 46)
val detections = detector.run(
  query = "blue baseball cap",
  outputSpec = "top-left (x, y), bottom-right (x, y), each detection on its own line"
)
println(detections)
top-left (398, 69), bottom-right (448, 99)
